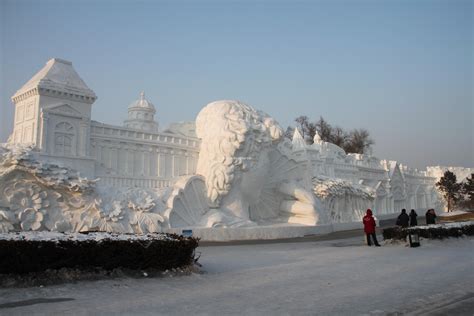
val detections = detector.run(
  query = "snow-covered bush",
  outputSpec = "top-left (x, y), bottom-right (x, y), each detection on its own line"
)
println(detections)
top-left (383, 221), bottom-right (474, 240)
top-left (0, 232), bottom-right (199, 274)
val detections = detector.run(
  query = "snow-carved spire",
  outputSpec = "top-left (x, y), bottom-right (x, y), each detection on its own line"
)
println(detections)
top-left (313, 132), bottom-right (322, 144)
top-left (292, 128), bottom-right (306, 150)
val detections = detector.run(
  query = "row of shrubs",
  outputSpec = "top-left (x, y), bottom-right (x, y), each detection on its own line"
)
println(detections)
top-left (383, 223), bottom-right (474, 240)
top-left (0, 232), bottom-right (199, 274)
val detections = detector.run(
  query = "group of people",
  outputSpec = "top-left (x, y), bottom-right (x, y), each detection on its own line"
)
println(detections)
top-left (396, 208), bottom-right (437, 228)
top-left (361, 207), bottom-right (438, 247)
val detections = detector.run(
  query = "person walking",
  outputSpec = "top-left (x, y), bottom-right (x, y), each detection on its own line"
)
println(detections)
top-left (363, 209), bottom-right (381, 247)
top-left (396, 209), bottom-right (410, 228)
top-left (409, 209), bottom-right (418, 226)
top-left (425, 209), bottom-right (437, 225)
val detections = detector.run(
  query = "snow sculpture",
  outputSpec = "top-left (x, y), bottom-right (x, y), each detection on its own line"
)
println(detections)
top-left (195, 100), bottom-right (323, 226)
top-left (1, 57), bottom-right (457, 238)
top-left (0, 97), bottom-right (449, 235)
top-left (0, 144), bottom-right (167, 233)
top-left (312, 177), bottom-right (374, 223)
top-left (164, 175), bottom-right (210, 227)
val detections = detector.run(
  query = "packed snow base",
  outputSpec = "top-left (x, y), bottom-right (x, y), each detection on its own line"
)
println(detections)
top-left (0, 236), bottom-right (472, 315)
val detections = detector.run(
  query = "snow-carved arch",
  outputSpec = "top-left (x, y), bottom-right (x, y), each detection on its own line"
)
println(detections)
top-left (415, 185), bottom-right (427, 209)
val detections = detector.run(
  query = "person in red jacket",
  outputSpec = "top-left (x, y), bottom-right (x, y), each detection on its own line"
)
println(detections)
top-left (363, 209), bottom-right (381, 247)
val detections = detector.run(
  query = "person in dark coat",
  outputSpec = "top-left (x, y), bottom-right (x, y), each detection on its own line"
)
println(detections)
top-left (425, 209), bottom-right (437, 225)
top-left (396, 209), bottom-right (409, 228)
top-left (363, 209), bottom-right (380, 246)
top-left (409, 209), bottom-right (418, 226)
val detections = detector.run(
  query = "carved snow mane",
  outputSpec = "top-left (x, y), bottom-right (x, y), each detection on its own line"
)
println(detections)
top-left (196, 100), bottom-right (283, 205)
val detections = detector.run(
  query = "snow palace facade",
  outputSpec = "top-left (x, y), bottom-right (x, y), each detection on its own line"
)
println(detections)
top-left (5, 58), bottom-right (472, 238)
top-left (9, 58), bottom-right (200, 188)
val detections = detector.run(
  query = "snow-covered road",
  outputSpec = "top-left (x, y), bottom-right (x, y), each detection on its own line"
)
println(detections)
top-left (0, 236), bottom-right (473, 315)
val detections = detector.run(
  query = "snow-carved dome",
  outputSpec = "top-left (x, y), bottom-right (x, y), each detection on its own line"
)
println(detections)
top-left (128, 91), bottom-right (155, 111)
top-left (123, 92), bottom-right (159, 132)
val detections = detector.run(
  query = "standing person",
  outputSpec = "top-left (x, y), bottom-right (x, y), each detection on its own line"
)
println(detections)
top-left (409, 209), bottom-right (418, 226)
top-left (431, 209), bottom-right (437, 224)
top-left (425, 209), bottom-right (431, 224)
top-left (396, 209), bottom-right (410, 228)
top-left (363, 209), bottom-right (381, 247)
top-left (425, 209), bottom-right (437, 225)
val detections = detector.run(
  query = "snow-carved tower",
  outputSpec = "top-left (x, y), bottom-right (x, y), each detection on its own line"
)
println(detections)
top-left (123, 92), bottom-right (159, 132)
top-left (10, 58), bottom-right (97, 157)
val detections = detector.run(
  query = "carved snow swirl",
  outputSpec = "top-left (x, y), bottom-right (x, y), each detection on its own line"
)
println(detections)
top-left (0, 209), bottom-right (14, 233)
top-left (19, 208), bottom-right (44, 231)
top-left (4, 182), bottom-right (49, 216)
top-left (126, 189), bottom-right (164, 233)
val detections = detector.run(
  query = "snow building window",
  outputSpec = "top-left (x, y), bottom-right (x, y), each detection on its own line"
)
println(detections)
top-left (54, 122), bottom-right (74, 155)
top-left (16, 105), bottom-right (24, 122)
top-left (26, 102), bottom-right (35, 119)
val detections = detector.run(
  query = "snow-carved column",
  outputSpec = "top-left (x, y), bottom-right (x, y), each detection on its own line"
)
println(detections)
top-left (156, 148), bottom-right (163, 177)
top-left (39, 110), bottom-right (49, 153)
top-left (171, 150), bottom-right (175, 178)
top-left (78, 118), bottom-right (89, 157)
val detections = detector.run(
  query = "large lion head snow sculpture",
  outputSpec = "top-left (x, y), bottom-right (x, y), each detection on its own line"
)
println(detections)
top-left (196, 100), bottom-right (283, 220)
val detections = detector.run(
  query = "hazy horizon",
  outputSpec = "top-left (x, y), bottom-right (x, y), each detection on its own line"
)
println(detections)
top-left (1, 0), bottom-right (472, 169)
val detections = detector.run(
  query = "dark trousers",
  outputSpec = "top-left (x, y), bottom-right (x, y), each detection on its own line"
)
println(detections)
top-left (366, 233), bottom-right (380, 246)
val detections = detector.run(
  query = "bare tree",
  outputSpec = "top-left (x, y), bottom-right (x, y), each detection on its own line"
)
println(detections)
top-left (295, 116), bottom-right (317, 144)
top-left (306, 122), bottom-right (317, 144)
top-left (344, 129), bottom-right (374, 154)
top-left (295, 116), bottom-right (310, 139)
top-left (315, 116), bottom-right (333, 142)
top-left (330, 126), bottom-right (348, 148)
top-left (290, 115), bottom-right (375, 154)
top-left (284, 126), bottom-right (294, 140)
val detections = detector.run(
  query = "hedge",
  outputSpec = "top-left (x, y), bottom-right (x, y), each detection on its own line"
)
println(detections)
top-left (0, 232), bottom-right (199, 274)
top-left (383, 222), bottom-right (474, 240)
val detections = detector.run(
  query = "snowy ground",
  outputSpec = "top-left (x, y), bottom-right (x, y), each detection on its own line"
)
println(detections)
top-left (0, 233), bottom-right (473, 315)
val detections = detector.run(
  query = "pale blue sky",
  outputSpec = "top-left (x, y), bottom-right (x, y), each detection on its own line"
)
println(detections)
top-left (1, 0), bottom-right (472, 168)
